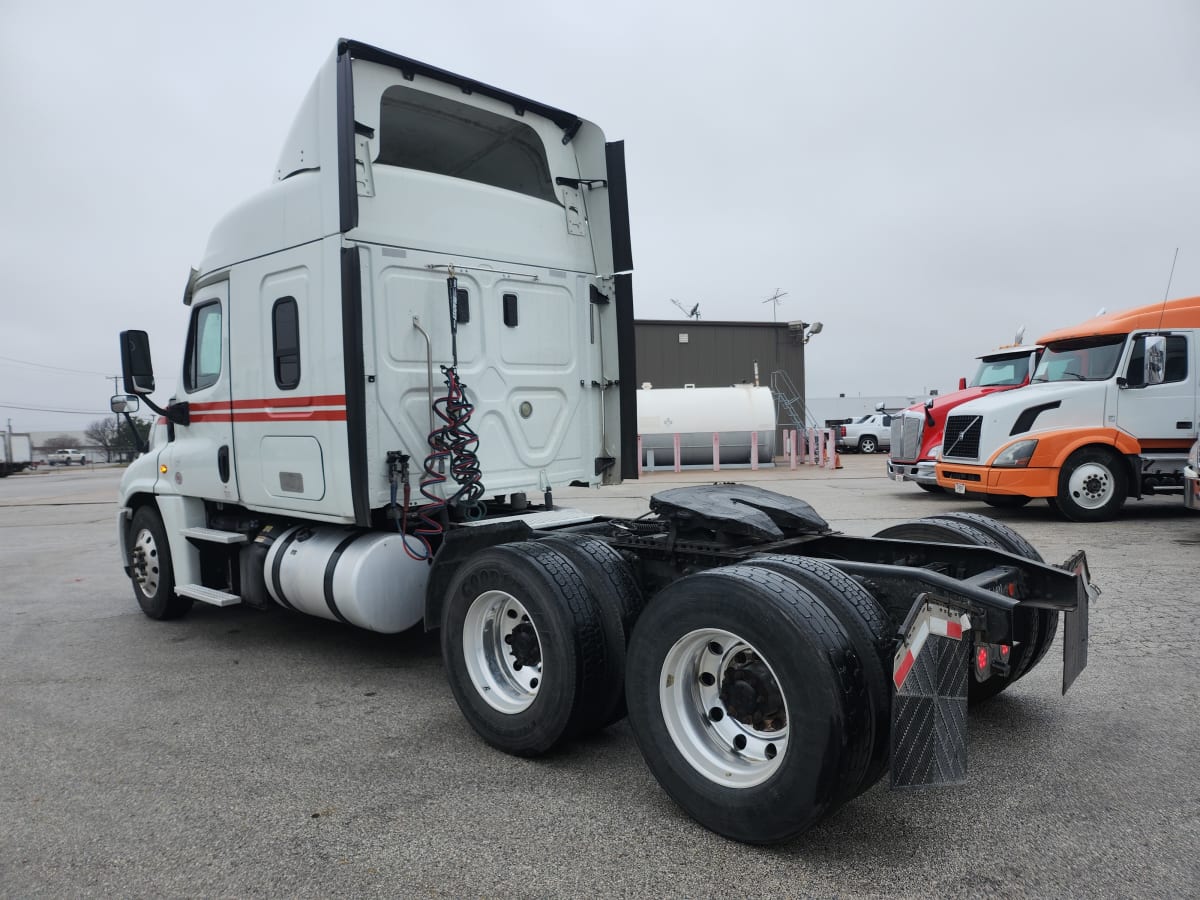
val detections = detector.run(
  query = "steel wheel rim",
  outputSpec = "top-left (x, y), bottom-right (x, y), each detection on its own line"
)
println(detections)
top-left (462, 590), bottom-right (543, 714)
top-left (659, 628), bottom-right (789, 788)
top-left (1068, 462), bottom-right (1114, 509)
top-left (132, 527), bottom-right (161, 599)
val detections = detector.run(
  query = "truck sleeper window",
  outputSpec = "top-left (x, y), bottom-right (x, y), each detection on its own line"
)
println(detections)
top-left (375, 86), bottom-right (559, 205)
top-left (272, 297), bottom-right (301, 390)
top-left (184, 301), bottom-right (222, 392)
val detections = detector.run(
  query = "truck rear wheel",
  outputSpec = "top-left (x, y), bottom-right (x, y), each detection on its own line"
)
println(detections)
top-left (741, 555), bottom-right (891, 796)
top-left (128, 506), bottom-right (192, 620)
top-left (874, 515), bottom-right (1040, 704)
top-left (625, 565), bottom-right (872, 844)
top-left (858, 435), bottom-right (878, 454)
top-left (539, 534), bottom-right (644, 728)
top-left (441, 542), bottom-right (620, 756)
top-left (1056, 447), bottom-right (1127, 522)
top-left (925, 512), bottom-right (1059, 675)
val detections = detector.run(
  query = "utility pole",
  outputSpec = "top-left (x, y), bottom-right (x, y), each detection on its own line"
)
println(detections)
top-left (111, 375), bottom-right (121, 463)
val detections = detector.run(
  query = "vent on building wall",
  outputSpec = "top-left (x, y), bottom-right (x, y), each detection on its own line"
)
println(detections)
top-left (679, 333), bottom-right (689, 344)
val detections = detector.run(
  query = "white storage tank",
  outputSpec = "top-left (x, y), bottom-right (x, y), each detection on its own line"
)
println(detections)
top-left (637, 385), bottom-right (776, 466)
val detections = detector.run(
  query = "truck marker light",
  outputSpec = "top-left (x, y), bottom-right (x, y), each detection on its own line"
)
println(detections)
top-left (999, 644), bottom-right (1011, 659)
top-left (976, 645), bottom-right (989, 672)
top-left (160, 464), bottom-right (168, 474)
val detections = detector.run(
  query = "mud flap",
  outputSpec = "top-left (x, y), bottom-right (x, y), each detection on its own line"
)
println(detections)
top-left (890, 599), bottom-right (970, 788)
top-left (1062, 550), bottom-right (1094, 695)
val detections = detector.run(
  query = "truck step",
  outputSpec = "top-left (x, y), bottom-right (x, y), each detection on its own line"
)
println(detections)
top-left (183, 527), bottom-right (249, 544)
top-left (176, 584), bottom-right (241, 607)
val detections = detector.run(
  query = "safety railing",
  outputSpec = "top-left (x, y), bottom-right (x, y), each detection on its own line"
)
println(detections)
top-left (636, 428), bottom-right (839, 474)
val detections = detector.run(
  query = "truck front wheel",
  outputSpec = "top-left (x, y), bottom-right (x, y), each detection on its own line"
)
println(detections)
top-left (1056, 448), bottom-right (1127, 522)
top-left (128, 506), bottom-right (192, 620)
top-left (625, 566), bottom-right (870, 844)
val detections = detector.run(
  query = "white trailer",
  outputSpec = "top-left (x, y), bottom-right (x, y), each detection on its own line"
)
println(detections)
top-left (116, 40), bottom-right (1094, 844)
top-left (1, 432), bottom-right (33, 476)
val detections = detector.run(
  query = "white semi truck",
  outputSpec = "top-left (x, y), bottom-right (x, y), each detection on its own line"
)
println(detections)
top-left (115, 40), bottom-right (1094, 844)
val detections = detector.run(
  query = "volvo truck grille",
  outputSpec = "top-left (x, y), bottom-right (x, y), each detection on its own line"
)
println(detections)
top-left (943, 415), bottom-right (982, 461)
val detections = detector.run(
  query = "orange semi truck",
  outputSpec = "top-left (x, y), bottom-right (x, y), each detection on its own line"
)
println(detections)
top-left (936, 296), bottom-right (1200, 521)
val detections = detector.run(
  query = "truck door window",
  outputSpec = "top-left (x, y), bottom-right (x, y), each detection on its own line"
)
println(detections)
top-left (272, 297), bottom-right (301, 390)
top-left (183, 301), bottom-right (222, 392)
top-left (1125, 335), bottom-right (1188, 387)
top-left (375, 86), bottom-right (559, 205)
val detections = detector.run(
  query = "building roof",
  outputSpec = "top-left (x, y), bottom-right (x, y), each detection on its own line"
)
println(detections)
top-left (1037, 296), bottom-right (1200, 344)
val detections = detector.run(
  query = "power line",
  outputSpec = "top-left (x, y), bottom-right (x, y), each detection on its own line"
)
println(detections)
top-left (0, 355), bottom-right (114, 377)
top-left (0, 402), bottom-right (110, 416)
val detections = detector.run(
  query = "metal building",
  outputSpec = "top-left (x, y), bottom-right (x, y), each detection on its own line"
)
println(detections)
top-left (633, 319), bottom-right (810, 429)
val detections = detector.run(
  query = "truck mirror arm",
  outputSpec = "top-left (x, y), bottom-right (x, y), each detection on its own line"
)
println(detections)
top-left (119, 411), bottom-right (149, 455)
top-left (138, 394), bottom-right (191, 427)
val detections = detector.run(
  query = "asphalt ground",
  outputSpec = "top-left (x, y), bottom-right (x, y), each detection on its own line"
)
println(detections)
top-left (1, 457), bottom-right (1197, 898)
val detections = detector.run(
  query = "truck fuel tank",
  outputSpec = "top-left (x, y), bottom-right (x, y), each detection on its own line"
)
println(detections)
top-left (264, 526), bottom-right (429, 633)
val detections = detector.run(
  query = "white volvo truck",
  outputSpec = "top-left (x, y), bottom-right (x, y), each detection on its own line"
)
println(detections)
top-left (115, 40), bottom-right (1094, 844)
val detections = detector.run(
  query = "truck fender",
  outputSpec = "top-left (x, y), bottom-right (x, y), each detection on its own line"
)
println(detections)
top-left (422, 520), bottom-right (533, 631)
top-left (1022, 427), bottom-right (1141, 470)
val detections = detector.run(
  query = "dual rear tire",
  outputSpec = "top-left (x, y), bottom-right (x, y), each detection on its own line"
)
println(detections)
top-left (441, 539), bottom-right (894, 843)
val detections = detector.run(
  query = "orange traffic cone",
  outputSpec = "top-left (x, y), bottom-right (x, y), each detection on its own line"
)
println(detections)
top-left (834, 448), bottom-right (843, 469)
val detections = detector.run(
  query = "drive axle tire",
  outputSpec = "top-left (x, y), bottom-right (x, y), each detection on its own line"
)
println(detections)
top-left (128, 506), bottom-right (192, 620)
top-left (1056, 447), bottom-right (1127, 522)
top-left (539, 534), bottom-right (644, 728)
top-left (875, 515), bottom-right (1041, 704)
top-left (625, 565), bottom-right (872, 844)
top-left (741, 555), bottom-right (892, 796)
top-left (925, 512), bottom-right (1059, 676)
top-left (441, 542), bottom-right (620, 756)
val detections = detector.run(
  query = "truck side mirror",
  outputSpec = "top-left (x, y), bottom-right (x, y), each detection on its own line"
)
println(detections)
top-left (110, 394), bottom-right (140, 414)
top-left (120, 330), bottom-right (156, 395)
top-left (1144, 335), bottom-right (1166, 386)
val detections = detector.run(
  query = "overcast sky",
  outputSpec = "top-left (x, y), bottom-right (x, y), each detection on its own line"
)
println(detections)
top-left (4, 0), bottom-right (1200, 433)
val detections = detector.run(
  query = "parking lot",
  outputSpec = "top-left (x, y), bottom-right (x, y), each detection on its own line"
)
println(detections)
top-left (2, 457), bottom-right (1197, 898)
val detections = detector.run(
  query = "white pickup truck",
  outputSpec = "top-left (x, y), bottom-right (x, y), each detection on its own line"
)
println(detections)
top-left (835, 413), bottom-right (892, 454)
top-left (48, 449), bottom-right (87, 466)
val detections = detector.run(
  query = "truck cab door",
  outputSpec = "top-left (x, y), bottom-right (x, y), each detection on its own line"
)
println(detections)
top-left (159, 281), bottom-right (239, 502)
top-left (1116, 332), bottom-right (1196, 444)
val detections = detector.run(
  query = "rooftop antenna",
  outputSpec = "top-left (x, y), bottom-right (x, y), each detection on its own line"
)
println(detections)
top-left (1159, 247), bottom-right (1179, 329)
top-left (761, 288), bottom-right (789, 322)
top-left (670, 298), bottom-right (701, 320)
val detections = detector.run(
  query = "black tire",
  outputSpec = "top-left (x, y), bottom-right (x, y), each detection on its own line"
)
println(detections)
top-left (128, 505), bottom-right (191, 620)
top-left (741, 555), bottom-right (892, 795)
top-left (1056, 447), bottom-right (1128, 522)
top-left (924, 512), bottom-right (1059, 675)
top-left (539, 534), bottom-right (644, 728)
top-left (441, 542), bottom-right (620, 756)
top-left (983, 494), bottom-right (1031, 509)
top-left (874, 516), bottom-right (1038, 704)
top-left (858, 435), bottom-right (878, 454)
top-left (625, 565), bottom-right (871, 844)
top-left (917, 483), bottom-right (945, 494)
